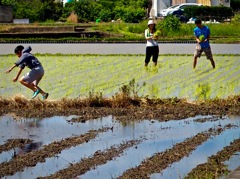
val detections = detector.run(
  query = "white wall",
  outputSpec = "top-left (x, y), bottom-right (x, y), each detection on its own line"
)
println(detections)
top-left (152, 0), bottom-right (171, 16)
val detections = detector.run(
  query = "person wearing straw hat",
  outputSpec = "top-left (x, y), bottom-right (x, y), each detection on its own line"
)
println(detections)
top-left (144, 20), bottom-right (159, 67)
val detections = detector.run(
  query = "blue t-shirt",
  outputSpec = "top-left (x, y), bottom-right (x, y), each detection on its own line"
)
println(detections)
top-left (194, 26), bottom-right (210, 48)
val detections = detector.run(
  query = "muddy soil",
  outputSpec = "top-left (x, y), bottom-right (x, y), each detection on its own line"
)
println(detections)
top-left (0, 96), bottom-right (240, 121)
top-left (0, 139), bottom-right (32, 154)
top-left (118, 124), bottom-right (235, 179)
top-left (39, 140), bottom-right (140, 179)
top-left (0, 128), bottom-right (109, 177)
top-left (185, 138), bottom-right (240, 179)
top-left (0, 96), bottom-right (240, 178)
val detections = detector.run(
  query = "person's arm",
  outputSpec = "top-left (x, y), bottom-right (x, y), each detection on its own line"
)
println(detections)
top-left (145, 29), bottom-right (152, 40)
top-left (194, 29), bottom-right (201, 43)
top-left (13, 68), bottom-right (23, 82)
top-left (5, 64), bottom-right (17, 73)
top-left (195, 36), bottom-right (201, 43)
top-left (204, 35), bottom-right (210, 42)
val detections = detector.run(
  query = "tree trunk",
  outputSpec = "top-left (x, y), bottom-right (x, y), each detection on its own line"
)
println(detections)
top-left (148, 0), bottom-right (153, 17)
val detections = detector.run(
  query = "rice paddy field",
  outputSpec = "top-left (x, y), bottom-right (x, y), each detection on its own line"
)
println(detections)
top-left (0, 54), bottom-right (240, 179)
top-left (0, 54), bottom-right (239, 100)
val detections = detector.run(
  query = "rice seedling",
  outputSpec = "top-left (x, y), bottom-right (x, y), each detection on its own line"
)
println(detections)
top-left (0, 55), bottom-right (239, 100)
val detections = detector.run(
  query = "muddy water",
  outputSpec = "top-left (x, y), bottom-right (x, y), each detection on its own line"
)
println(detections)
top-left (151, 127), bottom-right (240, 179)
top-left (224, 152), bottom-right (240, 171)
top-left (79, 117), bottom-right (240, 179)
top-left (0, 115), bottom-right (239, 179)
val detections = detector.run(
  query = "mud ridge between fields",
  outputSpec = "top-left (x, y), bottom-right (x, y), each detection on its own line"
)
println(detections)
top-left (39, 140), bottom-right (140, 179)
top-left (0, 127), bottom-right (110, 177)
top-left (0, 139), bottom-right (33, 154)
top-left (185, 138), bottom-right (240, 179)
top-left (0, 96), bottom-right (240, 121)
top-left (195, 116), bottom-right (226, 123)
top-left (118, 124), bottom-right (236, 179)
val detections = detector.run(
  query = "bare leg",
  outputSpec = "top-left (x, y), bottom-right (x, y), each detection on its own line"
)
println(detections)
top-left (20, 77), bottom-right (48, 98)
top-left (210, 59), bottom-right (215, 69)
top-left (19, 78), bottom-right (36, 92)
top-left (193, 56), bottom-right (198, 69)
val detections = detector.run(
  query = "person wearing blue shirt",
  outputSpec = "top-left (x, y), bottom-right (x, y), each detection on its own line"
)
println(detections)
top-left (193, 19), bottom-right (215, 69)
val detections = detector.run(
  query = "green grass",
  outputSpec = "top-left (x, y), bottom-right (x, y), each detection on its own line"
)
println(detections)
top-left (93, 22), bottom-right (240, 40)
top-left (1, 21), bottom-right (240, 43)
top-left (0, 55), bottom-right (239, 100)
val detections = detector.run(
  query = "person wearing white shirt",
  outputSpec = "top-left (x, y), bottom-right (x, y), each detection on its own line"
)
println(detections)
top-left (144, 20), bottom-right (159, 67)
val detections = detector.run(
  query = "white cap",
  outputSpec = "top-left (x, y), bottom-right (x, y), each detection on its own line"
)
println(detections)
top-left (148, 20), bottom-right (155, 25)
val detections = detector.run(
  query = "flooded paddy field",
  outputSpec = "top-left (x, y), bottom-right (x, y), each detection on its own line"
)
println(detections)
top-left (0, 113), bottom-right (239, 179)
top-left (0, 55), bottom-right (240, 100)
top-left (1, 52), bottom-right (240, 178)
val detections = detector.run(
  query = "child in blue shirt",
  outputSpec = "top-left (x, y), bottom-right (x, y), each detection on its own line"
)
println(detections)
top-left (193, 19), bottom-right (215, 69)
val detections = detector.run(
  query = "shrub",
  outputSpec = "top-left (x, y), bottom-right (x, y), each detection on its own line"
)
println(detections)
top-left (114, 6), bottom-right (146, 23)
top-left (232, 13), bottom-right (240, 22)
top-left (156, 16), bottom-right (181, 36)
top-left (67, 12), bottom-right (78, 23)
top-left (184, 6), bottom-right (234, 22)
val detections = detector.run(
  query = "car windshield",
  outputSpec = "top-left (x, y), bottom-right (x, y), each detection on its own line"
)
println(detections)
top-left (168, 4), bottom-right (179, 9)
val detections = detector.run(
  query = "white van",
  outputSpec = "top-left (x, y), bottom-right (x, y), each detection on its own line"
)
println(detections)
top-left (160, 3), bottom-right (202, 17)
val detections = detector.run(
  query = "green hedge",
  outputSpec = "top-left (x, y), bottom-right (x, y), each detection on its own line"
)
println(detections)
top-left (231, 0), bottom-right (240, 11)
top-left (184, 6), bottom-right (234, 22)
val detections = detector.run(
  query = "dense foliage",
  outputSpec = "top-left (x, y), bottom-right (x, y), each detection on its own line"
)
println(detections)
top-left (156, 15), bottom-right (181, 36)
top-left (1, 0), bottom-right (63, 22)
top-left (184, 6), bottom-right (234, 22)
top-left (231, 0), bottom-right (240, 12)
top-left (0, 0), bottom-right (148, 23)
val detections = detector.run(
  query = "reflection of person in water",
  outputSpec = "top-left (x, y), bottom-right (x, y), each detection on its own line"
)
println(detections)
top-left (27, 120), bottom-right (41, 128)
top-left (14, 142), bottom-right (42, 157)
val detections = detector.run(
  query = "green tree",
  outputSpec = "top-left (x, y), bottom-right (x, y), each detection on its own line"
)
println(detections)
top-left (40, 0), bottom-right (63, 21)
top-left (60, 0), bottom-right (148, 23)
top-left (1, 0), bottom-right (17, 5)
top-left (2, 0), bottom-right (63, 22)
top-left (14, 0), bottom-right (42, 22)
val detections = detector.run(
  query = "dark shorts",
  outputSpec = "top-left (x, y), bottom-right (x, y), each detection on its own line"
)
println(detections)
top-left (145, 46), bottom-right (159, 64)
top-left (23, 66), bottom-right (44, 85)
top-left (194, 45), bottom-right (213, 60)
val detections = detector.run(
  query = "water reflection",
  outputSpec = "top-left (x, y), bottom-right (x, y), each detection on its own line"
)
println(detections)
top-left (15, 142), bottom-right (43, 156)
top-left (0, 115), bottom-right (239, 179)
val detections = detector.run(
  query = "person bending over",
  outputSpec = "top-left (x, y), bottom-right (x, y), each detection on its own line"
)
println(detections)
top-left (6, 45), bottom-right (49, 100)
top-left (193, 19), bottom-right (215, 69)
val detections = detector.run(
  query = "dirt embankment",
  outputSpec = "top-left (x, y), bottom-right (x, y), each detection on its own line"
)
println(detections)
top-left (0, 95), bottom-right (239, 121)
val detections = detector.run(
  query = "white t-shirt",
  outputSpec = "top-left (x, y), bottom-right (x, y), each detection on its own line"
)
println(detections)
top-left (145, 29), bottom-right (158, 47)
